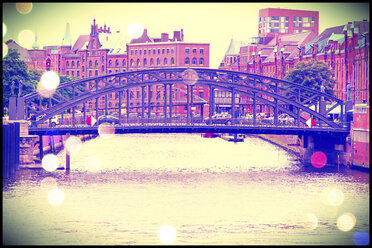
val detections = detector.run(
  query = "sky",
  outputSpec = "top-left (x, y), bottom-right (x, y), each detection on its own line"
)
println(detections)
top-left (2, 2), bottom-right (370, 69)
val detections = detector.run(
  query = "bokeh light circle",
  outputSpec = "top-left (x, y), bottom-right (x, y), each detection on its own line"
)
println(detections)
top-left (40, 71), bottom-right (60, 90)
top-left (85, 155), bottom-right (102, 172)
top-left (353, 231), bottom-right (370, 245)
top-left (18, 29), bottom-right (35, 48)
top-left (158, 225), bottom-right (176, 244)
top-left (127, 22), bottom-right (144, 38)
top-left (310, 151), bottom-right (327, 168)
top-left (48, 188), bottom-right (64, 206)
top-left (327, 188), bottom-right (344, 206)
top-left (65, 136), bottom-right (82, 154)
top-left (16, 3), bottom-right (33, 15)
top-left (42, 154), bottom-right (60, 172)
top-left (3, 42), bottom-right (8, 58)
top-left (3, 22), bottom-right (7, 37)
top-left (181, 69), bottom-right (199, 85)
top-left (337, 212), bottom-right (357, 232)
top-left (98, 123), bottom-right (115, 139)
top-left (304, 213), bottom-right (318, 230)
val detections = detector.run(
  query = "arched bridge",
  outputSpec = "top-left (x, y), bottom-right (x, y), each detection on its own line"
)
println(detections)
top-left (25, 68), bottom-right (348, 136)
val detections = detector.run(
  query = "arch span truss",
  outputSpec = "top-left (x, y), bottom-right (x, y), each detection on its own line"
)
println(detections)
top-left (24, 68), bottom-right (345, 130)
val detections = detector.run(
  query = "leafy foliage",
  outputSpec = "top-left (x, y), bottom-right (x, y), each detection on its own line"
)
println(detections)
top-left (284, 59), bottom-right (336, 103)
top-left (2, 49), bottom-right (32, 108)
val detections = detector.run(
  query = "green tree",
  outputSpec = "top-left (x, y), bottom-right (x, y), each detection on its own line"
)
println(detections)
top-left (284, 59), bottom-right (336, 103)
top-left (2, 49), bottom-right (35, 108)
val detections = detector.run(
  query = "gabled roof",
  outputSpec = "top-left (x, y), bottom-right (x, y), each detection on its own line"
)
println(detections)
top-left (5, 40), bottom-right (33, 63)
top-left (99, 31), bottom-right (130, 54)
top-left (130, 29), bottom-right (153, 44)
top-left (72, 35), bottom-right (90, 52)
top-left (224, 38), bottom-right (246, 56)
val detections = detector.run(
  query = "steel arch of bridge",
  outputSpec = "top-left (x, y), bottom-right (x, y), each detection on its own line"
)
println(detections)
top-left (24, 68), bottom-right (345, 130)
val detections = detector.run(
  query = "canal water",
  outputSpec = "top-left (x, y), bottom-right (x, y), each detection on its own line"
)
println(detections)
top-left (3, 134), bottom-right (369, 245)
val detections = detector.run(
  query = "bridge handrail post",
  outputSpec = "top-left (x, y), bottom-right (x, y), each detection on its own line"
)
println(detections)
top-left (66, 133), bottom-right (70, 171)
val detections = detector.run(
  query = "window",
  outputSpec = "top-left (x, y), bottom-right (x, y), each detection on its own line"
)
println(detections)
top-left (171, 57), bottom-right (174, 65)
top-left (115, 60), bottom-right (119, 67)
top-left (150, 58), bottom-right (154, 65)
top-left (192, 58), bottom-right (197, 65)
top-left (298, 17), bottom-right (302, 21)
top-left (122, 59), bottom-right (126, 66)
top-left (298, 23), bottom-right (302, 27)
top-left (273, 22), bottom-right (279, 27)
top-left (193, 48), bottom-right (197, 54)
top-left (102, 65), bottom-right (105, 73)
top-left (199, 58), bottom-right (204, 65)
top-left (171, 48), bottom-right (174, 54)
top-left (102, 56), bottom-right (105, 63)
top-left (82, 66), bottom-right (84, 72)
top-left (139, 50), bottom-right (142, 55)
top-left (109, 60), bottom-right (112, 67)
top-left (137, 59), bottom-right (140, 67)
top-left (293, 17), bottom-right (297, 21)
top-left (77, 61), bottom-right (80, 67)
top-left (130, 59), bottom-right (134, 67)
top-left (167, 49), bottom-right (169, 54)
top-left (158, 49), bottom-right (160, 54)
top-left (135, 50), bottom-right (137, 55)
top-left (131, 50), bottom-right (133, 55)
top-left (148, 49), bottom-right (151, 55)
top-left (89, 61), bottom-right (92, 68)
top-left (162, 49), bottom-right (165, 54)
top-left (144, 50), bottom-right (147, 55)
top-left (157, 58), bottom-right (160, 65)
top-left (164, 58), bottom-right (167, 65)
top-left (89, 70), bottom-right (92, 77)
top-left (200, 49), bottom-right (204, 54)
top-left (186, 48), bottom-right (190, 54)
top-left (95, 60), bottom-right (98, 68)
top-left (271, 16), bottom-right (279, 21)
top-left (67, 71), bottom-right (69, 75)
top-left (72, 61), bottom-right (75, 68)
top-left (285, 16), bottom-right (288, 21)
top-left (185, 57), bottom-right (190, 65)
top-left (67, 61), bottom-right (70, 67)
top-left (312, 17), bottom-right (315, 22)
top-left (95, 70), bottom-right (98, 76)
top-left (77, 71), bottom-right (80, 77)
top-left (144, 58), bottom-right (147, 67)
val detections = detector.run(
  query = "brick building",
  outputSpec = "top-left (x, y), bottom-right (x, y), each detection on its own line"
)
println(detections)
top-left (6, 19), bottom-right (210, 117)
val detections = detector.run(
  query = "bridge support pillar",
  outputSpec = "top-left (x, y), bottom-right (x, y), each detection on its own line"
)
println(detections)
top-left (301, 133), bottom-right (348, 168)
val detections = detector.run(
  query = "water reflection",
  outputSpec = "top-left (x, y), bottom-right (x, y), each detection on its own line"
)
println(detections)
top-left (3, 134), bottom-right (369, 245)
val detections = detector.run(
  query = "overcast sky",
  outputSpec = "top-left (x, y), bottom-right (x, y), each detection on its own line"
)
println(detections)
top-left (3, 2), bottom-right (370, 69)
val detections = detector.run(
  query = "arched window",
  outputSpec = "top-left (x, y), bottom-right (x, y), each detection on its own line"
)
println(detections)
top-left (77, 61), bottom-right (80, 67)
top-left (199, 58), bottom-right (204, 65)
top-left (89, 61), bottom-right (92, 68)
top-left (130, 59), bottom-right (134, 67)
top-left (95, 60), bottom-right (98, 68)
top-left (171, 57), bottom-right (174, 65)
top-left (46, 58), bottom-right (51, 71)
top-left (164, 58), bottom-right (167, 65)
top-left (72, 61), bottom-right (75, 68)
top-left (157, 58), bottom-right (160, 65)
top-left (109, 60), bottom-right (112, 67)
top-left (192, 58), bottom-right (197, 65)
top-left (143, 58), bottom-right (147, 67)
top-left (137, 59), bottom-right (140, 67)
top-left (185, 58), bottom-right (190, 65)
top-left (122, 59), bottom-right (126, 67)
top-left (67, 61), bottom-right (70, 67)
top-left (102, 55), bottom-right (105, 63)
top-left (150, 58), bottom-right (154, 65)
top-left (102, 65), bottom-right (105, 73)
top-left (115, 59), bottom-right (119, 67)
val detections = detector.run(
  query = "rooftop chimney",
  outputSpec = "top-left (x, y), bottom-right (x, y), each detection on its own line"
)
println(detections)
top-left (161, 33), bottom-right (169, 42)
